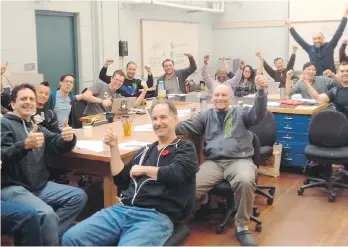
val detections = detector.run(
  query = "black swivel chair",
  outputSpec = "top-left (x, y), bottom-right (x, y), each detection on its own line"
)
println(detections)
top-left (297, 111), bottom-right (348, 202)
top-left (163, 177), bottom-right (196, 245)
top-left (209, 133), bottom-right (263, 234)
top-left (250, 111), bottom-right (277, 205)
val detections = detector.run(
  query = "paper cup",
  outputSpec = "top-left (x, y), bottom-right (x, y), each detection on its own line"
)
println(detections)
top-left (83, 125), bottom-right (93, 138)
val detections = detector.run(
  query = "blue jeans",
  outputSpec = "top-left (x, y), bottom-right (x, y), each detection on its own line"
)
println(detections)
top-left (1, 201), bottom-right (42, 246)
top-left (1, 182), bottom-right (87, 246)
top-left (62, 205), bottom-right (174, 246)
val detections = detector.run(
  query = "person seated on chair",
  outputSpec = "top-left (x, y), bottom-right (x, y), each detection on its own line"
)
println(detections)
top-left (301, 61), bottom-right (348, 123)
top-left (1, 84), bottom-right (87, 245)
top-left (1, 160), bottom-right (42, 246)
top-left (82, 70), bottom-right (148, 116)
top-left (256, 45), bottom-right (298, 88)
top-left (62, 100), bottom-right (199, 246)
top-left (286, 62), bottom-right (338, 100)
top-left (1, 200), bottom-right (42, 246)
top-left (176, 76), bottom-right (268, 246)
top-left (33, 81), bottom-right (70, 184)
top-left (201, 55), bottom-right (243, 95)
top-left (46, 73), bottom-right (85, 129)
top-left (99, 59), bottom-right (154, 97)
top-left (33, 81), bottom-right (60, 133)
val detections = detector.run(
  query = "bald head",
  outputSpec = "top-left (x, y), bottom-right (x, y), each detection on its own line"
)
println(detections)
top-left (312, 31), bottom-right (324, 48)
top-left (212, 84), bottom-right (232, 111)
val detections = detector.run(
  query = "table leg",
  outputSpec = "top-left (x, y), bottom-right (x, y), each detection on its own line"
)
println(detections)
top-left (103, 176), bottom-right (117, 208)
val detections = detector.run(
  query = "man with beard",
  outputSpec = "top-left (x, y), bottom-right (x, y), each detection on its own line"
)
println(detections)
top-left (99, 59), bottom-right (153, 97)
top-left (286, 7), bottom-right (348, 75)
top-left (157, 53), bottom-right (197, 95)
top-left (256, 45), bottom-right (298, 88)
top-left (201, 55), bottom-right (244, 95)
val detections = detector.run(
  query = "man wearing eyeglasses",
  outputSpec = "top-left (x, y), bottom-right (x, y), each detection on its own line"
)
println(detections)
top-left (47, 73), bottom-right (84, 130)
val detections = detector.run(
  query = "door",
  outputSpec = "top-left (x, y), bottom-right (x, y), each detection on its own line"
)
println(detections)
top-left (35, 11), bottom-right (78, 92)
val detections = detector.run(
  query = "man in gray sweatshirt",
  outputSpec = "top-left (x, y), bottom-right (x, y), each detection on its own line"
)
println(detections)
top-left (176, 76), bottom-right (268, 246)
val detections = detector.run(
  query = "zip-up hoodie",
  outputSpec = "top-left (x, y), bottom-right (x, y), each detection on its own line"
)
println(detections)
top-left (113, 138), bottom-right (199, 222)
top-left (176, 89), bottom-right (267, 160)
top-left (1, 114), bottom-right (77, 191)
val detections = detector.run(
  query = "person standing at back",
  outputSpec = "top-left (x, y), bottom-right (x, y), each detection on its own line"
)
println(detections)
top-left (286, 6), bottom-right (348, 75)
top-left (157, 53), bottom-right (197, 95)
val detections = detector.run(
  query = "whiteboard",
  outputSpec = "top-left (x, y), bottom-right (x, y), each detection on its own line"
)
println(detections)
top-left (141, 20), bottom-right (199, 77)
top-left (289, 21), bottom-right (348, 70)
top-left (289, 0), bottom-right (347, 22)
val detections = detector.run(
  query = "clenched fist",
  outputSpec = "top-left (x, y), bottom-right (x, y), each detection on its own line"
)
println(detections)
top-left (24, 124), bottom-right (44, 150)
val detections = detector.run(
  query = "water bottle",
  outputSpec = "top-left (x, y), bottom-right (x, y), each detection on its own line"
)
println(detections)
top-left (200, 96), bottom-right (207, 111)
top-left (157, 80), bottom-right (166, 99)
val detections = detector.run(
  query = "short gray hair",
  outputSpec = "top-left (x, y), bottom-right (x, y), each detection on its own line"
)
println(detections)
top-left (150, 99), bottom-right (178, 115)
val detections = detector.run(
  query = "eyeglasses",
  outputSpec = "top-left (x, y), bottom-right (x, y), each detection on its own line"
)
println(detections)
top-left (63, 80), bottom-right (74, 84)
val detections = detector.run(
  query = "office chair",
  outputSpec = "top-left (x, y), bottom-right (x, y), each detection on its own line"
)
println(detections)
top-left (163, 176), bottom-right (196, 246)
top-left (298, 111), bottom-right (348, 202)
top-left (209, 133), bottom-right (263, 234)
top-left (250, 111), bottom-right (277, 205)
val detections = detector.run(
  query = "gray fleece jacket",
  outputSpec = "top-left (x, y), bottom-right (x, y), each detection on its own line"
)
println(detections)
top-left (176, 90), bottom-right (267, 160)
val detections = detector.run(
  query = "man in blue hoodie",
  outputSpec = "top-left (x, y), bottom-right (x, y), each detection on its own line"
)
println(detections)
top-left (286, 7), bottom-right (348, 75)
top-left (1, 84), bottom-right (87, 245)
top-left (176, 75), bottom-right (268, 246)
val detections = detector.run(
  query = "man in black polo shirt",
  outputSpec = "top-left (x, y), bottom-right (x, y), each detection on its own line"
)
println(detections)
top-left (99, 59), bottom-right (153, 97)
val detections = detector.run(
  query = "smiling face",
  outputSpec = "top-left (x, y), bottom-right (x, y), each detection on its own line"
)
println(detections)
top-left (36, 84), bottom-right (50, 107)
top-left (151, 103), bottom-right (178, 140)
top-left (11, 88), bottom-right (36, 120)
top-left (216, 69), bottom-right (227, 82)
top-left (163, 60), bottom-right (174, 75)
top-left (110, 74), bottom-right (125, 92)
top-left (312, 32), bottom-right (324, 48)
top-left (303, 65), bottom-right (316, 81)
top-left (126, 63), bottom-right (137, 79)
top-left (274, 58), bottom-right (285, 72)
top-left (337, 63), bottom-right (348, 84)
top-left (212, 84), bottom-right (232, 111)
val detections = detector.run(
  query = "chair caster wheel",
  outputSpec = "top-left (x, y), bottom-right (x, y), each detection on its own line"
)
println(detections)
top-left (77, 177), bottom-right (87, 187)
top-left (269, 188), bottom-right (275, 196)
top-left (297, 188), bottom-right (304, 196)
top-left (267, 198), bottom-right (274, 205)
top-left (255, 223), bottom-right (262, 232)
top-left (253, 208), bottom-right (260, 217)
top-left (215, 226), bottom-right (224, 234)
top-left (328, 195), bottom-right (336, 203)
top-left (303, 179), bottom-right (310, 185)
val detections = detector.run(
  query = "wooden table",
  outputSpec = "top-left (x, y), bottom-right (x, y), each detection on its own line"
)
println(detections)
top-left (50, 94), bottom-right (327, 208)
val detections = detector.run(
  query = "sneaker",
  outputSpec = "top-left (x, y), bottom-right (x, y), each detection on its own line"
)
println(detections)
top-left (236, 229), bottom-right (257, 246)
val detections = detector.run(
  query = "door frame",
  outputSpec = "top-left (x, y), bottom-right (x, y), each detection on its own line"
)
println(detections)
top-left (35, 10), bottom-right (80, 93)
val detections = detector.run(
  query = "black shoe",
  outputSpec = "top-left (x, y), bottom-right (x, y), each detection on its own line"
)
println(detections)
top-left (236, 229), bottom-right (257, 246)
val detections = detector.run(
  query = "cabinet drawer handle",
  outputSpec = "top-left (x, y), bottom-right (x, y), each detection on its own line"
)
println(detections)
top-left (283, 146), bottom-right (291, 150)
top-left (284, 117), bottom-right (293, 120)
top-left (284, 126), bottom-right (293, 130)
top-left (284, 157), bottom-right (293, 161)
top-left (283, 136), bottom-right (292, 140)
